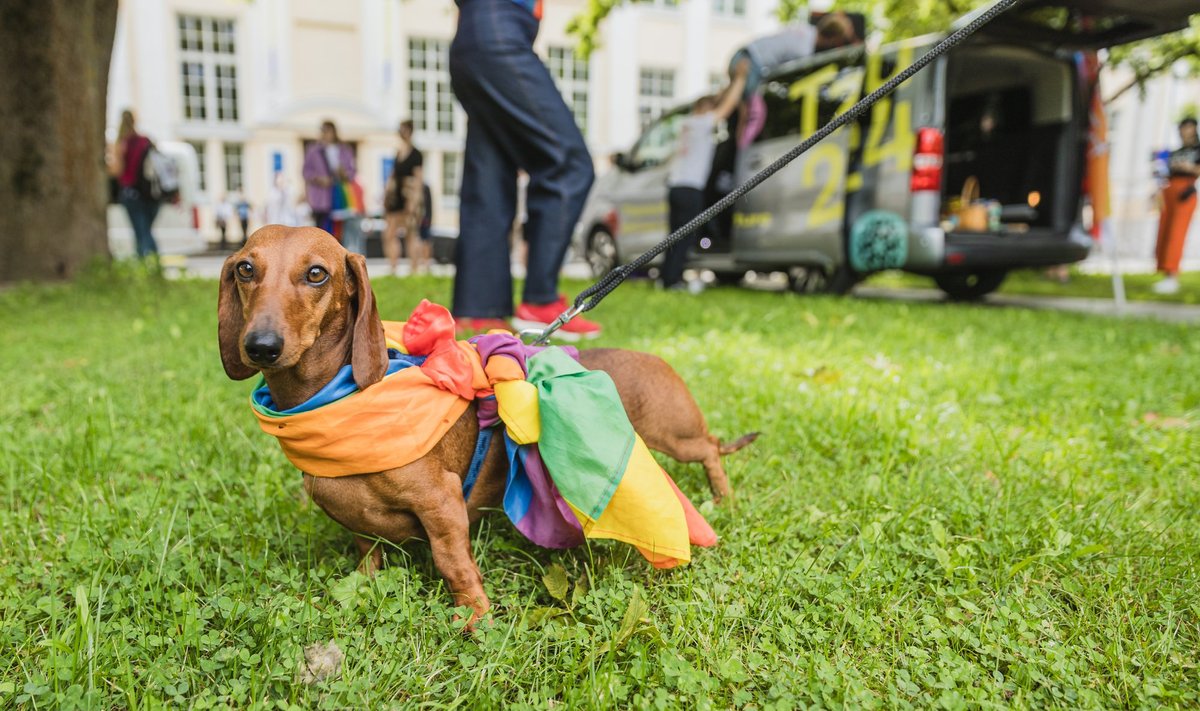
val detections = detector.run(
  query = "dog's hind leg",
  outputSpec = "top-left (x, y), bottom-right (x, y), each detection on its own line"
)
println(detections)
top-left (655, 434), bottom-right (733, 503)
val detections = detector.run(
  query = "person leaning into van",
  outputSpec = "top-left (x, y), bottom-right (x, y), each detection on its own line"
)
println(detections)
top-left (661, 60), bottom-right (749, 291)
top-left (1153, 117), bottom-right (1200, 295)
top-left (108, 110), bottom-right (160, 259)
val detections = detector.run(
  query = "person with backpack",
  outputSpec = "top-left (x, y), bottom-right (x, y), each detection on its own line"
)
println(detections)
top-left (108, 110), bottom-right (160, 259)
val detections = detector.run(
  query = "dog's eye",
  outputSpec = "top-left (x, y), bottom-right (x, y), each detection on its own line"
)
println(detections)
top-left (306, 266), bottom-right (329, 285)
top-left (235, 261), bottom-right (254, 280)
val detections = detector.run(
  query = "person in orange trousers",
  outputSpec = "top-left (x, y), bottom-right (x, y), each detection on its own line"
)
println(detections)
top-left (1154, 117), bottom-right (1200, 295)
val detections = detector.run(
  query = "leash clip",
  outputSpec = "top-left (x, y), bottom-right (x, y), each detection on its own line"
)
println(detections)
top-left (522, 302), bottom-right (585, 346)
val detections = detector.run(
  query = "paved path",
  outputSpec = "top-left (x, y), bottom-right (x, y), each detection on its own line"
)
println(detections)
top-left (852, 286), bottom-right (1200, 324)
top-left (167, 254), bottom-right (1200, 325)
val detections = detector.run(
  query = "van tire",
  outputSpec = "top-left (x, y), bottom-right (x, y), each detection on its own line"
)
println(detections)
top-left (788, 266), bottom-right (858, 295)
top-left (934, 271), bottom-right (1007, 300)
top-left (586, 229), bottom-right (619, 278)
top-left (712, 271), bottom-right (746, 286)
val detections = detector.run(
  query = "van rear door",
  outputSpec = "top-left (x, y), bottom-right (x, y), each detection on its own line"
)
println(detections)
top-left (963, 0), bottom-right (1197, 49)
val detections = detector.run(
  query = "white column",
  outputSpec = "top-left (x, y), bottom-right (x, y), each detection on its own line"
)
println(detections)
top-left (362, 0), bottom-right (388, 127)
top-left (130, 0), bottom-right (172, 140)
top-left (682, 0), bottom-right (711, 99)
top-left (606, 5), bottom-right (640, 150)
top-left (106, 4), bottom-right (132, 139)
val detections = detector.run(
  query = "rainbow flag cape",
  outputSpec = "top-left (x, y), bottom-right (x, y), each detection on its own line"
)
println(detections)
top-left (250, 300), bottom-right (716, 568)
top-left (330, 180), bottom-right (365, 221)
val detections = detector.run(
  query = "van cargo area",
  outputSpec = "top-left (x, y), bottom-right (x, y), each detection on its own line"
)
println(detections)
top-left (941, 45), bottom-right (1082, 242)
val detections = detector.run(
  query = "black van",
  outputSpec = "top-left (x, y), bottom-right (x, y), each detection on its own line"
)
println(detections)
top-left (575, 0), bottom-right (1198, 298)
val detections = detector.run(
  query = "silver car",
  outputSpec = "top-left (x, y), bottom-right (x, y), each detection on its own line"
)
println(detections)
top-left (574, 0), bottom-right (1198, 298)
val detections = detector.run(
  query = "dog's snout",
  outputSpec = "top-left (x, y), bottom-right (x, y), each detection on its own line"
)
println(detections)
top-left (244, 330), bottom-right (284, 365)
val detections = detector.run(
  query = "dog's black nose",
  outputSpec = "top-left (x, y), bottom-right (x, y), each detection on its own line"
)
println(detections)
top-left (244, 330), bottom-right (284, 365)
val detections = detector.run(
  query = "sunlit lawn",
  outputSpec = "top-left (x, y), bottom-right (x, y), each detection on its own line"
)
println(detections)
top-left (2, 264), bottom-right (1198, 708)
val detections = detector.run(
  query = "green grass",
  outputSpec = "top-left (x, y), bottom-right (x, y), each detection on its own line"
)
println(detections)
top-left (866, 268), bottom-right (1200, 305)
top-left (2, 262), bottom-right (1199, 709)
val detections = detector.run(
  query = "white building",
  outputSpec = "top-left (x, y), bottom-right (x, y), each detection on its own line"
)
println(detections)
top-left (107, 0), bottom-right (781, 239)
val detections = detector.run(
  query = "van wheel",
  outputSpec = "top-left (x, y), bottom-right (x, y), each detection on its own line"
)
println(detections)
top-left (788, 266), bottom-right (858, 295)
top-left (712, 271), bottom-right (746, 286)
top-left (587, 230), bottom-right (619, 277)
top-left (934, 271), bottom-right (1007, 300)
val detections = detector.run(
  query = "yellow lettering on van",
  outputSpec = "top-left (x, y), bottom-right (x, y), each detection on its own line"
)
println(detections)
top-left (788, 64), bottom-right (838, 136)
top-left (803, 143), bottom-right (846, 229)
top-left (863, 46), bottom-right (915, 172)
top-left (733, 212), bottom-right (773, 229)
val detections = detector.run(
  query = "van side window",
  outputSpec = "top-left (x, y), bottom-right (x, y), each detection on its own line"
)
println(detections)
top-left (632, 113), bottom-right (683, 169)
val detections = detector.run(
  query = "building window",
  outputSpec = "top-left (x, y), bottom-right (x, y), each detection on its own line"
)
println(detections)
top-left (187, 140), bottom-right (207, 192)
top-left (442, 152), bottom-right (461, 202)
top-left (649, 0), bottom-right (679, 8)
top-left (178, 15), bottom-right (239, 123)
top-left (547, 46), bottom-right (589, 135)
top-left (408, 38), bottom-right (457, 135)
top-left (713, 0), bottom-right (746, 17)
top-left (224, 142), bottom-right (243, 193)
top-left (638, 68), bottom-right (676, 126)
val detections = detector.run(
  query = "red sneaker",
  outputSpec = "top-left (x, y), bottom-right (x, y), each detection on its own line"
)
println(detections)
top-left (512, 296), bottom-right (602, 341)
top-left (454, 318), bottom-right (513, 337)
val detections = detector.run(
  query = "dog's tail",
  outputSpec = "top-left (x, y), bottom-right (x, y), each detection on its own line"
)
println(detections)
top-left (719, 432), bottom-right (760, 455)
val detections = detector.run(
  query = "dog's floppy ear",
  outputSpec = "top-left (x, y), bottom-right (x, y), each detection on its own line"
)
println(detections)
top-left (346, 252), bottom-right (387, 390)
top-left (217, 255), bottom-right (256, 380)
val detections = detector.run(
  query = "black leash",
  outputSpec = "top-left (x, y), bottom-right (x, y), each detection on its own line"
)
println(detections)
top-left (530, 0), bottom-right (1020, 344)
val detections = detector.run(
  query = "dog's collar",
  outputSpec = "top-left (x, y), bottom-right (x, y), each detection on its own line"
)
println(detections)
top-left (250, 349), bottom-right (425, 417)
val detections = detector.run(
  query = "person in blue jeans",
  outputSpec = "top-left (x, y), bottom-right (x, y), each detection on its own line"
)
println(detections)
top-left (109, 110), bottom-right (160, 259)
top-left (449, 0), bottom-right (601, 340)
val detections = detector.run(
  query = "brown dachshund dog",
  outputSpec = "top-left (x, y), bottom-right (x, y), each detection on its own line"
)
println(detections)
top-left (218, 226), bottom-right (756, 624)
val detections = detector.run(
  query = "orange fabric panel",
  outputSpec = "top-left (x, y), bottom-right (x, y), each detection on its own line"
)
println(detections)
top-left (252, 366), bottom-right (468, 477)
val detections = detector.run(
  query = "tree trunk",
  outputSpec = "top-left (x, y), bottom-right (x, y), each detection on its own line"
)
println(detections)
top-left (0, 0), bottom-right (119, 283)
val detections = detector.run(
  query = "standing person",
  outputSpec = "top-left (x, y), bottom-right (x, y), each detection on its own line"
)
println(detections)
top-left (264, 173), bottom-right (297, 226)
top-left (382, 120), bottom-right (425, 275)
top-left (302, 120), bottom-right (356, 242)
top-left (661, 61), bottom-right (749, 290)
top-left (1153, 117), bottom-right (1200, 295)
top-left (108, 110), bottom-right (160, 259)
top-left (235, 194), bottom-right (251, 245)
top-left (449, 0), bottom-right (600, 339)
top-left (214, 195), bottom-right (233, 250)
top-left (418, 182), bottom-right (435, 267)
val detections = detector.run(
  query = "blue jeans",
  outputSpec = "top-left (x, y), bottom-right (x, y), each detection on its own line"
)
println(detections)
top-left (120, 189), bottom-right (160, 258)
top-left (450, 0), bottom-right (594, 318)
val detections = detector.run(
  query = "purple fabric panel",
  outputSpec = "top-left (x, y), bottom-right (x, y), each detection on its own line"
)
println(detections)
top-left (472, 333), bottom-right (530, 373)
top-left (471, 333), bottom-right (580, 368)
top-left (513, 444), bottom-right (584, 548)
top-left (476, 396), bottom-right (500, 429)
top-left (469, 333), bottom-right (586, 548)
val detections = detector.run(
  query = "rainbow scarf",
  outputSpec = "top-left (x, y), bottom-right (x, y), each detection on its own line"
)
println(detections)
top-left (250, 300), bottom-right (716, 568)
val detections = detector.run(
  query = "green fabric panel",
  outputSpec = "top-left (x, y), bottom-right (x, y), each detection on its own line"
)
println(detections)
top-left (527, 347), bottom-right (635, 520)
